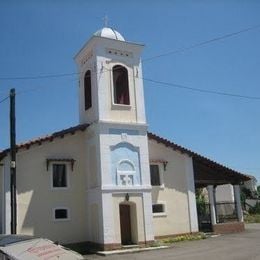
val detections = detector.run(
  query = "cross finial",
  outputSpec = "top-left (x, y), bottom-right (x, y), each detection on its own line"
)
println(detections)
top-left (103, 15), bottom-right (109, 27)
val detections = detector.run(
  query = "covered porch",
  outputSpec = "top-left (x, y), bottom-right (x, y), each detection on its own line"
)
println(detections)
top-left (193, 155), bottom-right (250, 234)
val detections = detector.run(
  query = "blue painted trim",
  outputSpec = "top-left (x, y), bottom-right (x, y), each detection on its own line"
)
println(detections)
top-left (109, 128), bottom-right (139, 136)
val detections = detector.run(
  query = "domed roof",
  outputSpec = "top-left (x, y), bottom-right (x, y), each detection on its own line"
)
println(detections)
top-left (94, 27), bottom-right (125, 41)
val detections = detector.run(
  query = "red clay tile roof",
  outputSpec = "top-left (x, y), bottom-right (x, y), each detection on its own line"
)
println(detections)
top-left (148, 132), bottom-right (250, 183)
top-left (0, 123), bottom-right (250, 182)
top-left (0, 124), bottom-right (89, 160)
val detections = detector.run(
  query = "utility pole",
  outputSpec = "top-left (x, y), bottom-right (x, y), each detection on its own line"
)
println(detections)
top-left (10, 88), bottom-right (17, 234)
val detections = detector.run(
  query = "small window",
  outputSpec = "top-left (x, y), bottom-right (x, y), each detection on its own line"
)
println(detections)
top-left (52, 164), bottom-right (67, 188)
top-left (54, 208), bottom-right (69, 221)
top-left (150, 164), bottom-right (161, 186)
top-left (152, 204), bottom-right (165, 213)
top-left (84, 70), bottom-right (92, 110)
top-left (113, 65), bottom-right (130, 105)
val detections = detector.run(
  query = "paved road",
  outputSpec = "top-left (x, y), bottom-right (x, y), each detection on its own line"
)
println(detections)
top-left (85, 224), bottom-right (260, 260)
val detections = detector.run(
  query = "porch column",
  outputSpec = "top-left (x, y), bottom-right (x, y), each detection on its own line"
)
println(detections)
top-left (207, 185), bottom-right (217, 225)
top-left (185, 156), bottom-right (199, 233)
top-left (233, 185), bottom-right (244, 222)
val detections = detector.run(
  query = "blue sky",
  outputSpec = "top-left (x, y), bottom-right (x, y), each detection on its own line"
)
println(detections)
top-left (0, 0), bottom-right (260, 183)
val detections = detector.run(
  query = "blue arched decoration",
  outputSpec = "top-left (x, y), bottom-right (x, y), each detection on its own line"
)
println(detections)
top-left (118, 160), bottom-right (135, 172)
top-left (110, 142), bottom-right (141, 185)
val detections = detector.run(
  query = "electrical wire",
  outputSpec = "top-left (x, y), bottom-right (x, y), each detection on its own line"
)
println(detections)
top-left (1, 65), bottom-right (259, 102)
top-left (0, 72), bottom-right (78, 81)
top-left (142, 77), bottom-right (260, 100)
top-left (100, 66), bottom-right (260, 101)
top-left (0, 24), bottom-right (259, 81)
top-left (0, 96), bottom-right (9, 104)
top-left (143, 24), bottom-right (260, 62)
top-left (0, 23), bottom-right (259, 101)
top-left (16, 79), bottom-right (79, 96)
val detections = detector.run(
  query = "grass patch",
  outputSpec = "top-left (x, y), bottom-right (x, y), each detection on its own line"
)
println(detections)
top-left (244, 214), bottom-right (260, 223)
top-left (149, 241), bottom-right (163, 247)
top-left (159, 233), bottom-right (206, 245)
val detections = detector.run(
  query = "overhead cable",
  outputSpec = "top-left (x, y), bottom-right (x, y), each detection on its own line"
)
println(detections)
top-left (0, 24), bottom-right (259, 81)
top-left (143, 24), bottom-right (260, 62)
top-left (142, 77), bottom-right (260, 100)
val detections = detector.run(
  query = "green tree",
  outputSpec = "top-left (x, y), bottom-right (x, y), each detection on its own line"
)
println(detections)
top-left (196, 188), bottom-right (208, 215)
top-left (249, 202), bottom-right (260, 214)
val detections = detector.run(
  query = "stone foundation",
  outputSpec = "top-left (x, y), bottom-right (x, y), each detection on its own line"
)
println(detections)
top-left (213, 222), bottom-right (245, 234)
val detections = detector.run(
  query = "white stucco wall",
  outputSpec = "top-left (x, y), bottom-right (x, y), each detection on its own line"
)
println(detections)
top-left (11, 131), bottom-right (88, 244)
top-left (215, 184), bottom-right (234, 202)
top-left (148, 139), bottom-right (198, 237)
top-left (112, 193), bottom-right (145, 244)
top-left (0, 164), bottom-right (3, 233)
top-left (96, 122), bottom-right (154, 244)
top-left (2, 156), bottom-right (11, 235)
top-left (76, 37), bottom-right (146, 126)
top-left (75, 35), bottom-right (152, 246)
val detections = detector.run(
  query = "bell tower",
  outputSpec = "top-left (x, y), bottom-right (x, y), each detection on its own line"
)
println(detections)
top-left (74, 27), bottom-right (154, 249)
top-left (75, 27), bottom-right (146, 126)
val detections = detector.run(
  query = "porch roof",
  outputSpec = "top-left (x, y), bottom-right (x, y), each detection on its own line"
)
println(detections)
top-left (147, 133), bottom-right (251, 187)
top-left (193, 159), bottom-right (249, 187)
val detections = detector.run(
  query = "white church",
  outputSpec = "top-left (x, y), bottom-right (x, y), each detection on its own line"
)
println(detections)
top-left (0, 27), bottom-right (249, 250)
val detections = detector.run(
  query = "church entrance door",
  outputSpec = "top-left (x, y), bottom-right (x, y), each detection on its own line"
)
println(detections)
top-left (119, 204), bottom-right (132, 245)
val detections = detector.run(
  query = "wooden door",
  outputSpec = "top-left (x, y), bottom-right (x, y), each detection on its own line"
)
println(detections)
top-left (120, 204), bottom-right (132, 245)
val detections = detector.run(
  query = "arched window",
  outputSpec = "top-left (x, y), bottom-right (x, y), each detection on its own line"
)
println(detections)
top-left (113, 65), bottom-right (130, 105)
top-left (84, 70), bottom-right (92, 110)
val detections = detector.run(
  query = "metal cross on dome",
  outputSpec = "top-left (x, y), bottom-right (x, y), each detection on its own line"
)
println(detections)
top-left (103, 15), bottom-right (109, 27)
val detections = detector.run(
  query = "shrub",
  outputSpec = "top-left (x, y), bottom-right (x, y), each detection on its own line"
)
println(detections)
top-left (161, 233), bottom-right (206, 244)
top-left (244, 214), bottom-right (260, 223)
top-left (248, 202), bottom-right (260, 214)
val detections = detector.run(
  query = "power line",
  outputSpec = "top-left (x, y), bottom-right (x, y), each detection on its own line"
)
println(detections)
top-left (0, 90), bottom-right (9, 94)
top-left (0, 77), bottom-right (80, 97)
top-left (16, 80), bottom-right (79, 96)
top-left (2, 66), bottom-right (260, 101)
top-left (142, 77), bottom-right (260, 100)
top-left (99, 66), bottom-right (260, 101)
top-left (0, 96), bottom-right (9, 104)
top-left (0, 24), bottom-right (259, 81)
top-left (0, 72), bottom-right (78, 81)
top-left (143, 24), bottom-right (260, 62)
top-left (24, 66), bottom-right (260, 101)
